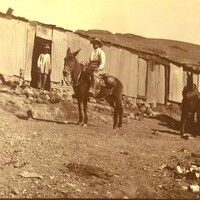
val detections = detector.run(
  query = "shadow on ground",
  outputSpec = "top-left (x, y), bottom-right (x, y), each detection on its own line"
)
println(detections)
top-left (151, 114), bottom-right (200, 137)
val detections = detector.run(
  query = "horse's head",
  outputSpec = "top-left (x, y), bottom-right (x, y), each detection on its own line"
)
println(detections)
top-left (186, 71), bottom-right (193, 89)
top-left (63, 47), bottom-right (81, 77)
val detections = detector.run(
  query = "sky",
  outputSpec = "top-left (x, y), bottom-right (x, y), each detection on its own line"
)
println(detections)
top-left (0, 0), bottom-right (200, 45)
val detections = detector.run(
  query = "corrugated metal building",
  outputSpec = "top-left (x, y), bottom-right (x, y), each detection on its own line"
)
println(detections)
top-left (0, 11), bottom-right (199, 106)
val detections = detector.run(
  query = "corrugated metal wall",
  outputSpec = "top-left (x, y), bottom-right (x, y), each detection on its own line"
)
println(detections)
top-left (51, 29), bottom-right (67, 82)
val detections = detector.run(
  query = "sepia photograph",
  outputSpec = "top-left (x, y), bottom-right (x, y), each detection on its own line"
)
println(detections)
top-left (0, 0), bottom-right (200, 198)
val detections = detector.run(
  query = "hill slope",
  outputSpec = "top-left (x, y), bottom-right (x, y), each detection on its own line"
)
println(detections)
top-left (76, 29), bottom-right (200, 69)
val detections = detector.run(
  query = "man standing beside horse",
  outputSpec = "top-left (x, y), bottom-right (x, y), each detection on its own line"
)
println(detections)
top-left (87, 38), bottom-right (105, 98)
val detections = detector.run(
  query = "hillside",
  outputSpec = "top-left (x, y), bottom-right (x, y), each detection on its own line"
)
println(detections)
top-left (76, 29), bottom-right (200, 69)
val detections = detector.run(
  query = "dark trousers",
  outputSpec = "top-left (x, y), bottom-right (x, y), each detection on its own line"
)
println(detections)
top-left (38, 73), bottom-right (47, 89)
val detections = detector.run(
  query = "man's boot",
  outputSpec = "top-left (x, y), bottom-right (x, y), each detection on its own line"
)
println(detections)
top-left (88, 74), bottom-right (96, 98)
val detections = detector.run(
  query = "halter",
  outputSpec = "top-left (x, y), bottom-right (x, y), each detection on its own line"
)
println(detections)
top-left (64, 66), bottom-right (83, 87)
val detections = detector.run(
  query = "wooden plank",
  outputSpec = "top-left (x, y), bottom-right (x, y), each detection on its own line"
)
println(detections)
top-left (102, 45), bottom-right (111, 73)
top-left (146, 60), bottom-right (156, 104)
top-left (0, 17), bottom-right (13, 76)
top-left (157, 64), bottom-right (165, 104)
top-left (12, 19), bottom-right (27, 77)
top-left (36, 24), bottom-right (52, 40)
top-left (24, 24), bottom-right (35, 81)
top-left (137, 58), bottom-right (147, 98)
top-left (169, 63), bottom-right (183, 103)
top-left (118, 49), bottom-right (130, 94)
top-left (51, 29), bottom-right (67, 82)
top-left (126, 53), bottom-right (138, 98)
top-left (108, 46), bottom-right (121, 78)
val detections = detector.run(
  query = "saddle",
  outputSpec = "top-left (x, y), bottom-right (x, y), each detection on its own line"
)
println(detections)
top-left (83, 65), bottom-right (116, 96)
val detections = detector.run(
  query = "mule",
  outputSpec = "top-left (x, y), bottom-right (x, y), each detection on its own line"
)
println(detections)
top-left (180, 72), bottom-right (200, 137)
top-left (63, 48), bottom-right (123, 128)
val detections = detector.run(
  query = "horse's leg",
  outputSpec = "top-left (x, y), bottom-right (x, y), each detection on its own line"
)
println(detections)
top-left (115, 97), bottom-right (123, 128)
top-left (105, 95), bottom-right (117, 129)
top-left (180, 111), bottom-right (192, 137)
top-left (83, 97), bottom-right (88, 127)
top-left (77, 100), bottom-right (84, 125)
top-left (180, 112), bottom-right (186, 136)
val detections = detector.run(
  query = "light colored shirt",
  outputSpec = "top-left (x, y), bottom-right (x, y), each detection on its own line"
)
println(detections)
top-left (89, 48), bottom-right (105, 70)
top-left (37, 53), bottom-right (51, 74)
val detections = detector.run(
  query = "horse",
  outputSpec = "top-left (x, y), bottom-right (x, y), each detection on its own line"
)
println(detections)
top-left (180, 71), bottom-right (200, 137)
top-left (63, 48), bottom-right (123, 129)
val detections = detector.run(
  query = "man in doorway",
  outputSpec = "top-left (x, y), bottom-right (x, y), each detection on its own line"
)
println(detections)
top-left (37, 44), bottom-right (51, 90)
top-left (87, 38), bottom-right (105, 97)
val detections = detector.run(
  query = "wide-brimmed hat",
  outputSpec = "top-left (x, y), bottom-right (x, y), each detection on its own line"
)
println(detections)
top-left (44, 45), bottom-right (50, 49)
top-left (91, 38), bottom-right (103, 47)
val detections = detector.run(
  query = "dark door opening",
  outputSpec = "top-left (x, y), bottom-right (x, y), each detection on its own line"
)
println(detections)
top-left (30, 36), bottom-right (52, 90)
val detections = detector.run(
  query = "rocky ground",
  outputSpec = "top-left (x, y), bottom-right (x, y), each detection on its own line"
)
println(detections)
top-left (0, 81), bottom-right (200, 199)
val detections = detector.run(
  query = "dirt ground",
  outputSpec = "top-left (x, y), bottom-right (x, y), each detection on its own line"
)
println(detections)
top-left (0, 86), bottom-right (200, 199)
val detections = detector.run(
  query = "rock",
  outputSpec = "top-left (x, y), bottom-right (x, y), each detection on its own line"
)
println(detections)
top-left (152, 130), bottom-right (159, 136)
top-left (19, 171), bottom-right (43, 179)
top-left (23, 87), bottom-right (34, 97)
top-left (129, 113), bottom-right (135, 119)
top-left (176, 166), bottom-right (183, 174)
top-left (49, 94), bottom-right (62, 103)
top-left (36, 98), bottom-right (44, 104)
top-left (32, 91), bottom-right (40, 98)
top-left (21, 81), bottom-right (30, 89)
top-left (0, 87), bottom-right (10, 93)
top-left (189, 185), bottom-right (200, 193)
top-left (140, 105), bottom-right (146, 113)
top-left (14, 86), bottom-right (24, 95)
top-left (181, 186), bottom-right (188, 191)
top-left (89, 97), bottom-right (96, 103)
top-left (27, 96), bottom-right (34, 102)
top-left (12, 80), bottom-right (21, 86)
top-left (23, 99), bottom-right (30, 104)
top-left (10, 187), bottom-right (19, 195)
top-left (123, 116), bottom-right (131, 124)
top-left (158, 164), bottom-right (167, 170)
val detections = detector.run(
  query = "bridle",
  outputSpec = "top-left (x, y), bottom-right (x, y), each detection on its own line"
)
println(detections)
top-left (64, 65), bottom-right (83, 87)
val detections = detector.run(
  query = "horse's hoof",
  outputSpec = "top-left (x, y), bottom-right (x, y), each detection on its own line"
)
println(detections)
top-left (77, 122), bottom-right (83, 125)
top-left (82, 124), bottom-right (87, 127)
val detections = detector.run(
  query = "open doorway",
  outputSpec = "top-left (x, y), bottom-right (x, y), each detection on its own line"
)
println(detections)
top-left (30, 36), bottom-right (52, 90)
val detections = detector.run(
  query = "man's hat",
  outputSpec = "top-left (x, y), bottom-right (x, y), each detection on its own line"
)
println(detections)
top-left (91, 38), bottom-right (103, 47)
top-left (44, 45), bottom-right (50, 49)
